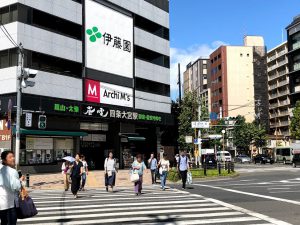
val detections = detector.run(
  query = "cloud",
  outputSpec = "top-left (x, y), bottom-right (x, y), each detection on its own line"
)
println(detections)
top-left (170, 41), bottom-right (228, 100)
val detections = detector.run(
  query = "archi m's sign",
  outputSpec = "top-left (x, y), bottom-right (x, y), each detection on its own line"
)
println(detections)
top-left (85, 79), bottom-right (133, 108)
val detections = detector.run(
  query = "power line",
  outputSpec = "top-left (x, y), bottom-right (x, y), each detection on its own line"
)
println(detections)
top-left (0, 21), bottom-right (18, 48)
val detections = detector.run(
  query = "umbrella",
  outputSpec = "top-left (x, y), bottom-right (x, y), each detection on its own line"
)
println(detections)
top-left (63, 156), bottom-right (75, 162)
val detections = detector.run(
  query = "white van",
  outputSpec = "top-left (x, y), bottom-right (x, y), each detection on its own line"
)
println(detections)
top-left (217, 151), bottom-right (232, 162)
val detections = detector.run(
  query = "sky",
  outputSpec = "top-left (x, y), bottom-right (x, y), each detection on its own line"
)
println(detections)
top-left (169, 0), bottom-right (300, 100)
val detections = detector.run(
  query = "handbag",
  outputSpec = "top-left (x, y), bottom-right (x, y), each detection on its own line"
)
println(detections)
top-left (130, 173), bottom-right (139, 182)
top-left (107, 170), bottom-right (113, 177)
top-left (187, 171), bottom-right (193, 185)
top-left (17, 187), bottom-right (38, 219)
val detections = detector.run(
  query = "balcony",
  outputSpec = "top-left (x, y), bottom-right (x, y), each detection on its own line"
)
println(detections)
top-left (277, 59), bottom-right (288, 67)
top-left (277, 80), bottom-right (288, 88)
top-left (279, 99), bottom-right (290, 106)
top-left (292, 42), bottom-right (300, 51)
top-left (267, 55), bottom-right (276, 62)
top-left (277, 49), bottom-right (287, 57)
top-left (269, 102), bottom-right (278, 108)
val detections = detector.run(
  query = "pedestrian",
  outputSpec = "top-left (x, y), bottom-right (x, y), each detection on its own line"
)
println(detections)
top-left (177, 150), bottom-right (190, 189)
top-left (0, 151), bottom-right (24, 225)
top-left (104, 151), bottom-right (117, 192)
top-left (131, 154), bottom-right (147, 196)
top-left (148, 152), bottom-right (157, 184)
top-left (80, 155), bottom-right (88, 191)
top-left (70, 153), bottom-right (83, 198)
top-left (61, 160), bottom-right (71, 191)
top-left (158, 153), bottom-right (170, 191)
top-left (175, 154), bottom-right (180, 167)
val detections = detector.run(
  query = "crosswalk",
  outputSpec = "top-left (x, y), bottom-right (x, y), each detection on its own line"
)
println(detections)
top-left (17, 186), bottom-right (287, 225)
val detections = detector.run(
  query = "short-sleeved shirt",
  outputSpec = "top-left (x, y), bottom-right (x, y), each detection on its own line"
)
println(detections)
top-left (82, 161), bottom-right (88, 173)
top-left (179, 156), bottom-right (189, 171)
top-left (160, 159), bottom-right (170, 172)
top-left (149, 158), bottom-right (157, 170)
top-left (132, 161), bottom-right (146, 176)
top-left (71, 161), bottom-right (83, 178)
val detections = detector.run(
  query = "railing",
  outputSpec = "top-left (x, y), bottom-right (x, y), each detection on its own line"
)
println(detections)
top-left (277, 49), bottom-right (287, 57)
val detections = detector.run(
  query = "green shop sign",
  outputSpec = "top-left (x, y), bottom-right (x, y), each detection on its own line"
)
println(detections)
top-left (54, 104), bottom-right (80, 114)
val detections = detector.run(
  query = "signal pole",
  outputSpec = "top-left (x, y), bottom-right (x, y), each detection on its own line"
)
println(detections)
top-left (15, 43), bottom-right (24, 170)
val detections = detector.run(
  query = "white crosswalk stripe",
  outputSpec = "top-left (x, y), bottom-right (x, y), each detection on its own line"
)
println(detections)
top-left (17, 186), bottom-right (282, 225)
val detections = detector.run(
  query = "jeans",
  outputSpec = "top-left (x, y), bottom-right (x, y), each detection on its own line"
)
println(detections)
top-left (81, 173), bottom-right (87, 189)
top-left (0, 207), bottom-right (17, 225)
top-left (180, 170), bottom-right (188, 189)
top-left (160, 171), bottom-right (168, 189)
top-left (150, 169), bottom-right (157, 184)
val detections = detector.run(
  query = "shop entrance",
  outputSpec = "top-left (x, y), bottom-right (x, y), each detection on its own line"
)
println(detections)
top-left (80, 141), bottom-right (107, 170)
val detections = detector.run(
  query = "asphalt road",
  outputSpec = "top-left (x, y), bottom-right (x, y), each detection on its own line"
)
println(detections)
top-left (173, 164), bottom-right (300, 225)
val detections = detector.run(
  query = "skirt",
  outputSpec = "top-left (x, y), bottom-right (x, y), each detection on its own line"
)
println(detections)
top-left (105, 171), bottom-right (116, 187)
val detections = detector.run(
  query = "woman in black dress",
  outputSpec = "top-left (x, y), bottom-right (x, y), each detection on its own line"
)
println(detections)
top-left (70, 153), bottom-right (83, 198)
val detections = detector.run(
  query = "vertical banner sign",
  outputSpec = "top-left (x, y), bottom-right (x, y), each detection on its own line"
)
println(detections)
top-left (25, 113), bottom-right (32, 127)
top-left (85, 0), bottom-right (134, 79)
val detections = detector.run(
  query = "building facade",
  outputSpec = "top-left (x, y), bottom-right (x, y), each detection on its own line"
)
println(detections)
top-left (267, 42), bottom-right (290, 138)
top-left (183, 58), bottom-right (211, 112)
top-left (209, 36), bottom-right (268, 125)
top-left (287, 15), bottom-right (300, 107)
top-left (0, 0), bottom-right (173, 173)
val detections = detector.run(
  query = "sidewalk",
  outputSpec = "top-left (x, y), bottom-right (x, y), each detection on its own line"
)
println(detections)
top-left (28, 170), bottom-right (153, 190)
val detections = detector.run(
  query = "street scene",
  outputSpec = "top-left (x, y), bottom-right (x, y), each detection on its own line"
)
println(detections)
top-left (1, 0), bottom-right (300, 224)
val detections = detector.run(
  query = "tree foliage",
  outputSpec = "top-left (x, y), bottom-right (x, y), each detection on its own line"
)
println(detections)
top-left (233, 115), bottom-right (268, 151)
top-left (178, 92), bottom-right (199, 150)
top-left (291, 101), bottom-right (300, 140)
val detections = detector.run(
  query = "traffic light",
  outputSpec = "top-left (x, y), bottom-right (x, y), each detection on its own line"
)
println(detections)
top-left (38, 115), bottom-right (46, 129)
top-left (21, 68), bottom-right (38, 88)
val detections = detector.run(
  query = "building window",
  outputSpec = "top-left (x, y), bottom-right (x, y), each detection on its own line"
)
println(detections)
top-left (247, 53), bottom-right (250, 57)
top-left (0, 48), bottom-right (18, 69)
top-left (135, 45), bottom-right (170, 68)
top-left (203, 64), bottom-right (207, 69)
top-left (218, 54), bottom-right (221, 59)
top-left (240, 53), bottom-right (243, 57)
top-left (136, 77), bottom-right (170, 96)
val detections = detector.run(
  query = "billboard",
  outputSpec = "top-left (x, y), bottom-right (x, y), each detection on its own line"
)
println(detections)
top-left (85, 0), bottom-right (133, 78)
top-left (85, 79), bottom-right (133, 108)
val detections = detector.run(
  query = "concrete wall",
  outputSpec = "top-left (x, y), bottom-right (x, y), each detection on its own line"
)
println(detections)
top-left (226, 46), bottom-right (255, 122)
top-left (135, 90), bottom-right (171, 113)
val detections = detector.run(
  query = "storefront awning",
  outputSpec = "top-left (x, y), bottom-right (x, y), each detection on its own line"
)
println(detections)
top-left (119, 133), bottom-right (146, 142)
top-left (13, 128), bottom-right (88, 137)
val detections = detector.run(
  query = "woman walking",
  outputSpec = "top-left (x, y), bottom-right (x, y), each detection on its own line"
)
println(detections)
top-left (104, 151), bottom-right (117, 192)
top-left (158, 153), bottom-right (170, 191)
top-left (80, 155), bottom-right (88, 191)
top-left (132, 154), bottom-right (147, 196)
top-left (70, 153), bottom-right (83, 198)
top-left (61, 160), bottom-right (71, 191)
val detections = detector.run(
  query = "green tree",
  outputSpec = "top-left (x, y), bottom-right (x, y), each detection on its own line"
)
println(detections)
top-left (291, 101), bottom-right (300, 140)
top-left (178, 91), bottom-right (198, 150)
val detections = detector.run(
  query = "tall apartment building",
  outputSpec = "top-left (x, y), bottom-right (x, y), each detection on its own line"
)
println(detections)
top-left (287, 15), bottom-right (300, 106)
top-left (183, 58), bottom-right (211, 112)
top-left (0, 0), bottom-right (172, 172)
top-left (267, 42), bottom-right (290, 138)
top-left (209, 36), bottom-right (268, 125)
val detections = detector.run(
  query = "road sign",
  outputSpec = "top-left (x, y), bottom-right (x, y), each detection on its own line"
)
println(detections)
top-left (194, 138), bottom-right (202, 144)
top-left (25, 113), bottom-right (32, 127)
top-left (191, 121), bottom-right (209, 129)
top-left (185, 136), bottom-right (193, 143)
top-left (38, 115), bottom-right (46, 129)
top-left (208, 134), bottom-right (222, 140)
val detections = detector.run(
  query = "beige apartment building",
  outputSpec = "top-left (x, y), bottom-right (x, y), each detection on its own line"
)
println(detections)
top-left (267, 42), bottom-right (290, 138)
top-left (210, 36), bottom-right (267, 123)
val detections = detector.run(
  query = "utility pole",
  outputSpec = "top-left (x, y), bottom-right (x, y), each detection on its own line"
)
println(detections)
top-left (197, 101), bottom-right (201, 166)
top-left (15, 43), bottom-right (24, 170)
top-left (177, 63), bottom-right (182, 105)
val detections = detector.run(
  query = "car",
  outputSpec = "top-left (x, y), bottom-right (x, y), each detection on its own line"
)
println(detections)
top-left (235, 154), bottom-right (251, 164)
top-left (292, 154), bottom-right (300, 167)
top-left (253, 154), bottom-right (274, 164)
top-left (217, 151), bottom-right (232, 162)
top-left (203, 154), bottom-right (217, 169)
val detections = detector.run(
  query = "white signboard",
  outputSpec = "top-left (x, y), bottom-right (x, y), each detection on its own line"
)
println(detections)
top-left (185, 136), bottom-right (193, 143)
top-left (91, 134), bottom-right (106, 142)
top-left (25, 113), bottom-right (32, 127)
top-left (208, 134), bottom-right (222, 140)
top-left (85, 0), bottom-right (133, 78)
top-left (0, 120), bottom-right (3, 130)
top-left (191, 121), bottom-right (210, 129)
top-left (85, 79), bottom-right (133, 107)
top-left (26, 138), bottom-right (53, 150)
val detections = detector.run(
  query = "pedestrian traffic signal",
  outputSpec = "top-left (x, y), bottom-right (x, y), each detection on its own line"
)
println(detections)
top-left (21, 68), bottom-right (38, 88)
top-left (38, 115), bottom-right (46, 129)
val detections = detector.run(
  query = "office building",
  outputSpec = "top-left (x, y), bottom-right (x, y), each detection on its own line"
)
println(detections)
top-left (0, 0), bottom-right (172, 172)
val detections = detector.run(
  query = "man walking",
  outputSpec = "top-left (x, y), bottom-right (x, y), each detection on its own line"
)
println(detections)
top-left (148, 153), bottom-right (157, 184)
top-left (177, 150), bottom-right (189, 189)
top-left (0, 151), bottom-right (23, 225)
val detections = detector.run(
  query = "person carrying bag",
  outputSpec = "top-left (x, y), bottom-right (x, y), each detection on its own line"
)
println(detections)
top-left (104, 151), bottom-right (117, 192)
top-left (16, 187), bottom-right (38, 219)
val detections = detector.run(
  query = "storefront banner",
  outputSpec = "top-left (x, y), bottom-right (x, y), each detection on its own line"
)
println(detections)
top-left (26, 138), bottom-right (53, 150)
top-left (85, 0), bottom-right (133, 78)
top-left (85, 79), bottom-right (133, 108)
top-left (82, 104), bottom-right (162, 123)
top-left (0, 119), bottom-right (12, 149)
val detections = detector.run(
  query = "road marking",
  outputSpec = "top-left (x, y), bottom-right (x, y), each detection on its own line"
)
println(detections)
top-left (268, 187), bottom-right (290, 190)
top-left (269, 190), bottom-right (300, 194)
top-left (191, 195), bottom-right (291, 225)
top-left (193, 183), bottom-right (300, 206)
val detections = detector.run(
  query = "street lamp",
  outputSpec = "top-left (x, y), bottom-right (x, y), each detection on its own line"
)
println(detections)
top-left (222, 129), bottom-right (226, 151)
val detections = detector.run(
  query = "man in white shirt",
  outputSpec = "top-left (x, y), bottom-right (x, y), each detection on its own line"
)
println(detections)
top-left (0, 151), bottom-right (23, 225)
